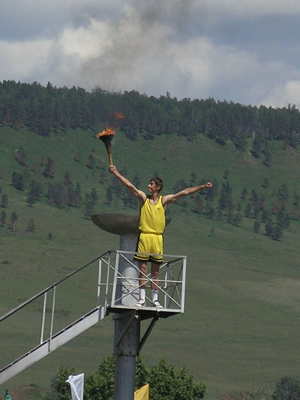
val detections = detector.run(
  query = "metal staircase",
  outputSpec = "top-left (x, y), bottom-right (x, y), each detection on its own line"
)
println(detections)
top-left (0, 306), bottom-right (107, 385)
top-left (0, 250), bottom-right (186, 386)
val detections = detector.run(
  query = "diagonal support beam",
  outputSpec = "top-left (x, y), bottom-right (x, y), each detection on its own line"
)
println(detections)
top-left (139, 317), bottom-right (158, 353)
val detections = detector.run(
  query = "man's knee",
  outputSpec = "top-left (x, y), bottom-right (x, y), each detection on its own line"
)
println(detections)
top-left (139, 262), bottom-right (147, 274)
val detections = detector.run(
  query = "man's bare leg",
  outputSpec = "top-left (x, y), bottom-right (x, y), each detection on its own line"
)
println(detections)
top-left (139, 261), bottom-right (147, 288)
top-left (136, 261), bottom-right (147, 306)
top-left (151, 262), bottom-right (162, 307)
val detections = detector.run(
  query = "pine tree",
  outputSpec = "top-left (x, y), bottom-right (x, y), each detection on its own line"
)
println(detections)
top-left (10, 211), bottom-right (18, 231)
top-left (27, 218), bottom-right (36, 232)
top-left (83, 203), bottom-right (94, 219)
top-left (28, 179), bottom-right (42, 199)
top-left (74, 151), bottom-right (82, 163)
top-left (272, 224), bottom-right (283, 241)
top-left (12, 172), bottom-right (25, 191)
top-left (90, 187), bottom-right (98, 204)
top-left (14, 147), bottom-right (27, 166)
top-left (43, 157), bottom-right (56, 178)
top-left (265, 219), bottom-right (273, 236)
top-left (253, 220), bottom-right (260, 233)
top-left (232, 212), bottom-right (242, 226)
top-left (26, 194), bottom-right (36, 207)
top-left (207, 206), bottom-right (215, 219)
top-left (263, 151), bottom-right (272, 166)
top-left (106, 187), bottom-right (113, 204)
top-left (251, 132), bottom-right (262, 158)
top-left (253, 205), bottom-right (260, 219)
top-left (262, 177), bottom-right (269, 188)
top-left (241, 187), bottom-right (248, 200)
top-left (245, 203), bottom-right (252, 218)
top-left (1, 194), bottom-right (8, 208)
top-left (64, 171), bottom-right (72, 186)
top-left (193, 195), bottom-right (203, 214)
top-left (86, 154), bottom-right (95, 169)
top-left (294, 190), bottom-right (300, 206)
top-left (0, 210), bottom-right (7, 226)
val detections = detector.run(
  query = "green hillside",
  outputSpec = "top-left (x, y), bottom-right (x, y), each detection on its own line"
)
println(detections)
top-left (1, 125), bottom-right (300, 399)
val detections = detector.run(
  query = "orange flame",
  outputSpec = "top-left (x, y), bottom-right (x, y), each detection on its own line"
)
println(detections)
top-left (96, 127), bottom-right (115, 138)
top-left (96, 112), bottom-right (124, 139)
top-left (112, 112), bottom-right (124, 120)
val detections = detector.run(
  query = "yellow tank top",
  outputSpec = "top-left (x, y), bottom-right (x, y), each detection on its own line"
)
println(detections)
top-left (139, 196), bottom-right (165, 234)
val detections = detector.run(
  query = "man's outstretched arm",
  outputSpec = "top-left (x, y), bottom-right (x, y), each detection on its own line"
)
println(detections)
top-left (162, 182), bottom-right (212, 208)
top-left (109, 165), bottom-right (146, 205)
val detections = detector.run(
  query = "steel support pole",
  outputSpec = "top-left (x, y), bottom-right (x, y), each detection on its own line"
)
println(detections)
top-left (114, 232), bottom-right (140, 399)
top-left (114, 311), bottom-right (140, 400)
top-left (117, 234), bottom-right (140, 307)
top-left (90, 215), bottom-right (173, 400)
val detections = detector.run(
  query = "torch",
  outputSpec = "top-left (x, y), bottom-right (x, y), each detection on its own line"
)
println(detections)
top-left (97, 113), bottom-right (124, 166)
top-left (97, 127), bottom-right (115, 165)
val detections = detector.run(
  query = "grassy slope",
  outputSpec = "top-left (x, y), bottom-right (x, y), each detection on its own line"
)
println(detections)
top-left (1, 126), bottom-right (300, 398)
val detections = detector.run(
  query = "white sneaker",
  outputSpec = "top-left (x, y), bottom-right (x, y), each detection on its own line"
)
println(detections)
top-left (135, 299), bottom-right (146, 307)
top-left (152, 300), bottom-right (163, 308)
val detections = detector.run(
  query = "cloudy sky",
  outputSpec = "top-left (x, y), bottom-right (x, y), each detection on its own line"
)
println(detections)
top-left (1, 0), bottom-right (300, 108)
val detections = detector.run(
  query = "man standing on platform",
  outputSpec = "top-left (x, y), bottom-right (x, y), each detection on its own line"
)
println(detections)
top-left (109, 165), bottom-right (212, 308)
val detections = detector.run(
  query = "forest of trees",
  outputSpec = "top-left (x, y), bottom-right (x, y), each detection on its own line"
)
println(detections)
top-left (2, 148), bottom-right (297, 241)
top-left (1, 80), bottom-right (300, 156)
top-left (1, 80), bottom-right (300, 241)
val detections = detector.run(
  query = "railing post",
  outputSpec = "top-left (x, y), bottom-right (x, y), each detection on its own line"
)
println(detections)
top-left (111, 252), bottom-right (120, 307)
top-left (40, 292), bottom-right (47, 344)
top-left (96, 257), bottom-right (102, 307)
top-left (181, 257), bottom-right (187, 313)
top-left (48, 286), bottom-right (56, 352)
top-left (104, 253), bottom-right (112, 310)
top-left (164, 267), bottom-right (168, 309)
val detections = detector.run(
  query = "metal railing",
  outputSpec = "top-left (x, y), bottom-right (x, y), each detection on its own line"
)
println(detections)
top-left (0, 250), bottom-right (186, 382)
top-left (0, 251), bottom-right (113, 324)
top-left (0, 251), bottom-right (114, 375)
top-left (111, 251), bottom-right (187, 312)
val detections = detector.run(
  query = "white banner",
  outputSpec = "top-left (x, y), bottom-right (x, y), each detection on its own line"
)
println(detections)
top-left (66, 373), bottom-right (84, 400)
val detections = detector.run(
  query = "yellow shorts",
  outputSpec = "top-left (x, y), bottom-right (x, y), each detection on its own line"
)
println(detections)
top-left (134, 232), bottom-right (163, 263)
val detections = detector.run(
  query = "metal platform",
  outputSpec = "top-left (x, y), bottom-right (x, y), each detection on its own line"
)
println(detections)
top-left (108, 305), bottom-right (182, 319)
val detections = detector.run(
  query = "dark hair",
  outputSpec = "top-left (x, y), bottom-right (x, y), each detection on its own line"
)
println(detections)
top-left (150, 177), bottom-right (163, 192)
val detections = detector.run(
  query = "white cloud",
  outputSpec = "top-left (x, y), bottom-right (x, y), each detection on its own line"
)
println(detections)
top-left (1, 1), bottom-right (300, 107)
top-left (58, 20), bottom-right (113, 60)
top-left (0, 39), bottom-right (53, 80)
top-left (261, 81), bottom-right (300, 109)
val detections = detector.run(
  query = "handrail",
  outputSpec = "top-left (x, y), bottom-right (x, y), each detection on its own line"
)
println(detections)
top-left (111, 250), bottom-right (186, 312)
top-left (0, 251), bottom-right (116, 382)
top-left (1, 250), bottom-right (186, 327)
top-left (0, 250), bottom-right (114, 323)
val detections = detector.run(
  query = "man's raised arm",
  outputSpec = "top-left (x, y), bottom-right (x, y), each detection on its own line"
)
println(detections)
top-left (162, 182), bottom-right (212, 209)
top-left (109, 165), bottom-right (146, 205)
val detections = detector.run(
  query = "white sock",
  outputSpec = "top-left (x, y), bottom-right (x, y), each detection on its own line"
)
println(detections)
top-left (139, 288), bottom-right (146, 301)
top-left (152, 290), bottom-right (158, 303)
